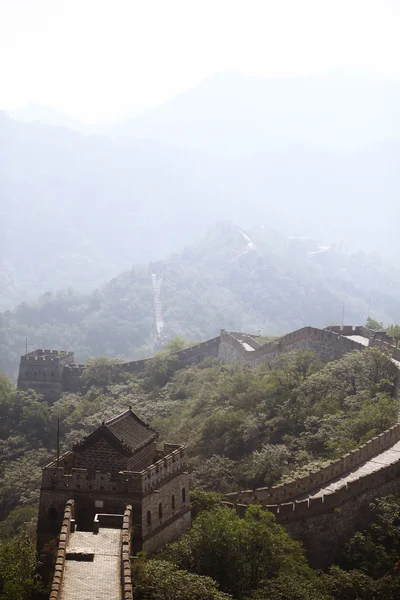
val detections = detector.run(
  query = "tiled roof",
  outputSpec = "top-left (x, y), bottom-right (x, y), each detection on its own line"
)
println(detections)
top-left (105, 409), bottom-right (157, 452)
top-left (73, 408), bottom-right (157, 455)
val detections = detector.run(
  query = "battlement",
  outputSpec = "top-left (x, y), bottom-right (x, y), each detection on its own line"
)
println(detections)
top-left (22, 355), bottom-right (62, 364)
top-left (218, 325), bottom-right (392, 368)
top-left (226, 423), bottom-right (400, 506)
top-left (42, 445), bottom-right (187, 496)
top-left (122, 336), bottom-right (220, 374)
top-left (226, 455), bottom-right (400, 522)
top-left (21, 349), bottom-right (75, 363)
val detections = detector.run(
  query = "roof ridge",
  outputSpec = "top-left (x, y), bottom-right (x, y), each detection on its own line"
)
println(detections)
top-left (105, 407), bottom-right (157, 434)
top-left (73, 423), bottom-right (133, 455)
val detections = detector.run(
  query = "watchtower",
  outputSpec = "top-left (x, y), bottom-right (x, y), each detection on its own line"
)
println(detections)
top-left (17, 349), bottom-right (85, 402)
top-left (37, 408), bottom-right (191, 556)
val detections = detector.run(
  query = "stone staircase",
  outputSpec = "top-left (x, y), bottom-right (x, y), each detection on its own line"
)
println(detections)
top-left (151, 273), bottom-right (164, 337)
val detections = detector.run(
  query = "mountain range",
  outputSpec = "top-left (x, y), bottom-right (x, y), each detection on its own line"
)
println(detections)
top-left (2, 71), bottom-right (399, 312)
top-left (2, 222), bottom-right (400, 381)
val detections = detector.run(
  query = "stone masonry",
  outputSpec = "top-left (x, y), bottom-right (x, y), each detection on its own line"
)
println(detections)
top-left (38, 409), bottom-right (191, 560)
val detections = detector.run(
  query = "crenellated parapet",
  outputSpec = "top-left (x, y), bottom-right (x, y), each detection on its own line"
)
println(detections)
top-left (224, 455), bottom-right (400, 520)
top-left (225, 423), bottom-right (400, 506)
top-left (42, 444), bottom-right (187, 497)
top-left (48, 499), bottom-right (75, 600)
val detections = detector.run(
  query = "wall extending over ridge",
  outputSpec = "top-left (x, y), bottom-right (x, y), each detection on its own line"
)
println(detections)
top-left (220, 326), bottom-right (400, 567)
top-left (226, 423), bottom-right (400, 506)
top-left (122, 336), bottom-right (220, 374)
top-left (23, 324), bottom-right (398, 398)
top-left (218, 326), bottom-right (369, 366)
top-left (225, 454), bottom-right (400, 567)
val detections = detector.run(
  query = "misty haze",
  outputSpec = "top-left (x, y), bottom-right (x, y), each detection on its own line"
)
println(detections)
top-left (2, 2), bottom-right (400, 599)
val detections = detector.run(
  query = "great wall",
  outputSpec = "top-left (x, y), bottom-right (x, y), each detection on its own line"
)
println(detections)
top-left (27, 322), bottom-right (400, 596)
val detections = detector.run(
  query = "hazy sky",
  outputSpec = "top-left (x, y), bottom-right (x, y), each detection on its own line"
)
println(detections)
top-left (1, 0), bottom-right (400, 122)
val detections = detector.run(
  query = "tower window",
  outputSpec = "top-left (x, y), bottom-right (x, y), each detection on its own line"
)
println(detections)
top-left (48, 506), bottom-right (58, 522)
top-left (182, 487), bottom-right (186, 504)
top-left (158, 502), bottom-right (163, 519)
top-left (147, 510), bottom-right (151, 526)
top-left (171, 494), bottom-right (175, 510)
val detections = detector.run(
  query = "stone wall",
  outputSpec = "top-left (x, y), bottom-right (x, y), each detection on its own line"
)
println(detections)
top-left (17, 349), bottom-right (85, 400)
top-left (141, 470), bottom-right (190, 552)
top-left (224, 459), bottom-right (400, 568)
top-left (38, 445), bottom-right (188, 540)
top-left (122, 336), bottom-right (221, 374)
top-left (121, 505), bottom-right (133, 600)
top-left (49, 499), bottom-right (74, 600)
top-left (226, 423), bottom-right (400, 505)
top-left (75, 438), bottom-right (130, 473)
top-left (275, 460), bottom-right (400, 567)
top-left (218, 327), bottom-right (367, 367)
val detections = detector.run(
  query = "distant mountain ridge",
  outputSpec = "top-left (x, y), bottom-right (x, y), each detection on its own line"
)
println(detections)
top-left (2, 221), bottom-right (400, 380)
top-left (113, 71), bottom-right (400, 154)
top-left (2, 71), bottom-right (400, 310)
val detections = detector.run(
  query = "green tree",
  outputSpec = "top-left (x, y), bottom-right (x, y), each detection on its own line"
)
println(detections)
top-left (81, 356), bottom-right (124, 388)
top-left (0, 534), bottom-right (38, 600)
top-left (366, 317), bottom-right (384, 331)
top-left (386, 324), bottom-right (400, 347)
top-left (132, 559), bottom-right (231, 600)
top-left (161, 503), bottom-right (322, 599)
top-left (342, 496), bottom-right (400, 577)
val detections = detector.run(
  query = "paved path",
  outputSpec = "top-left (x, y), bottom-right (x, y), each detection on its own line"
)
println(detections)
top-left (238, 340), bottom-right (256, 352)
top-left (297, 440), bottom-right (400, 501)
top-left (60, 529), bottom-right (121, 600)
top-left (345, 335), bottom-right (370, 346)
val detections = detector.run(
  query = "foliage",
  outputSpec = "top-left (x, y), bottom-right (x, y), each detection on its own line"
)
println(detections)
top-left (160, 504), bottom-right (324, 599)
top-left (386, 324), bottom-right (400, 347)
top-left (365, 317), bottom-right (384, 331)
top-left (342, 496), bottom-right (400, 577)
top-left (81, 356), bottom-right (124, 388)
top-left (0, 534), bottom-right (38, 600)
top-left (132, 559), bottom-right (232, 600)
top-left (4, 222), bottom-right (400, 381)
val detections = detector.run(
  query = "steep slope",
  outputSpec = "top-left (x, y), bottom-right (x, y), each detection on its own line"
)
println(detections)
top-left (2, 222), bottom-right (400, 380)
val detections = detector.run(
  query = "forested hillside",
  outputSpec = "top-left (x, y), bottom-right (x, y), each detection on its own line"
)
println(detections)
top-left (1, 344), bottom-right (400, 598)
top-left (2, 222), bottom-right (400, 381)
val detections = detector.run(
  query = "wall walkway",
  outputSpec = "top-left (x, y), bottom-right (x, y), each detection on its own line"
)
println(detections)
top-left (60, 528), bottom-right (122, 600)
top-left (221, 325), bottom-right (400, 566)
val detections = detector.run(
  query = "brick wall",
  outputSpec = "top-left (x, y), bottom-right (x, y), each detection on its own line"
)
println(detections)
top-left (121, 505), bottom-right (133, 600)
top-left (75, 438), bottom-right (128, 473)
top-left (226, 424), bottom-right (400, 506)
top-left (141, 472), bottom-right (191, 555)
top-left (48, 499), bottom-right (74, 600)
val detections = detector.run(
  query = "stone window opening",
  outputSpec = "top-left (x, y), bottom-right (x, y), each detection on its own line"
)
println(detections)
top-left (172, 494), bottom-right (175, 510)
top-left (158, 502), bottom-right (163, 520)
top-left (48, 506), bottom-right (58, 522)
top-left (182, 487), bottom-right (186, 504)
top-left (147, 510), bottom-right (151, 526)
